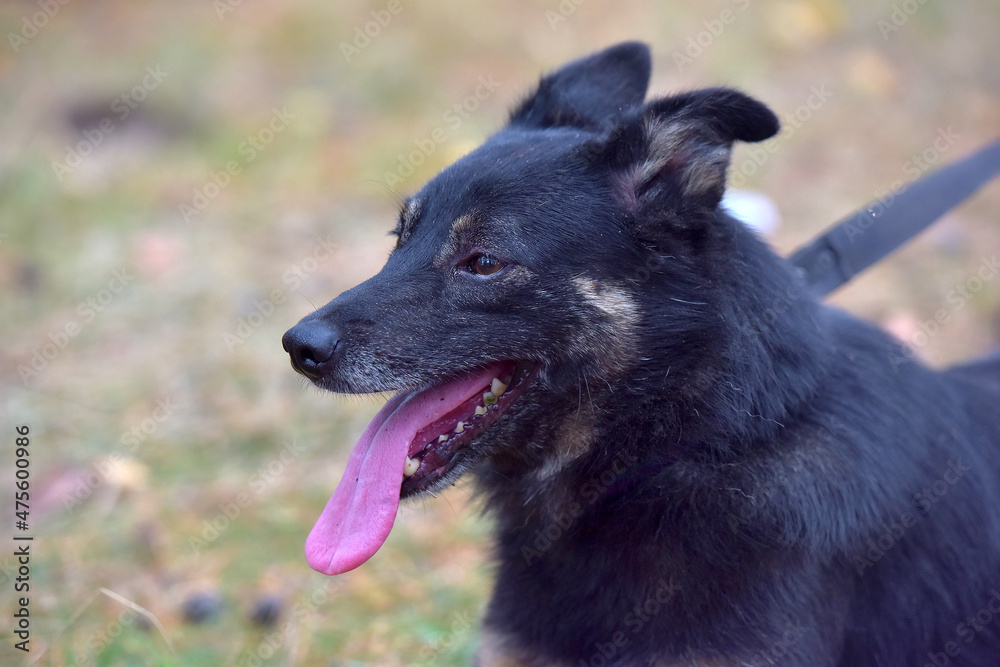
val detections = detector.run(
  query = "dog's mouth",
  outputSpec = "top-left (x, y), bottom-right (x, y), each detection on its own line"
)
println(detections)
top-left (305, 360), bottom-right (539, 576)
top-left (399, 361), bottom-right (539, 495)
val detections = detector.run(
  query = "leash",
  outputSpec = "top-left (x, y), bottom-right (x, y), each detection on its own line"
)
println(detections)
top-left (789, 138), bottom-right (1000, 297)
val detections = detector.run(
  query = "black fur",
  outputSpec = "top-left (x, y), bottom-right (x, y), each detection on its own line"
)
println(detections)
top-left (283, 42), bottom-right (1000, 665)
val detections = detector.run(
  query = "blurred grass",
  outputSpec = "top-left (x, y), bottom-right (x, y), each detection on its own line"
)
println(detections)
top-left (1, 0), bottom-right (999, 665)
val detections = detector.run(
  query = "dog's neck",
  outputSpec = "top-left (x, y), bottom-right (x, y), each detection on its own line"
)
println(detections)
top-left (667, 215), bottom-right (835, 454)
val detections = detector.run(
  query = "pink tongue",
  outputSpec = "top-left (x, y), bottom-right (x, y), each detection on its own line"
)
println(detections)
top-left (305, 365), bottom-right (502, 575)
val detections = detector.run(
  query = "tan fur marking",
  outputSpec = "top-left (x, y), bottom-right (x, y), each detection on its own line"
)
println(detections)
top-left (636, 119), bottom-right (729, 198)
top-left (434, 213), bottom-right (479, 266)
top-left (398, 197), bottom-right (422, 244)
top-left (450, 212), bottom-right (478, 237)
top-left (678, 144), bottom-right (729, 197)
top-left (635, 118), bottom-right (689, 185)
top-left (404, 196), bottom-right (420, 219)
top-left (574, 276), bottom-right (639, 322)
top-left (536, 407), bottom-right (597, 481)
top-left (571, 276), bottom-right (641, 376)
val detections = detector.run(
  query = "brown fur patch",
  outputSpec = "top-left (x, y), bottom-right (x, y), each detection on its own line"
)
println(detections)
top-left (572, 276), bottom-right (640, 374)
top-left (434, 212), bottom-right (482, 266)
top-left (574, 276), bottom-right (639, 321)
top-left (450, 211), bottom-right (479, 237)
top-left (633, 119), bottom-right (730, 202)
top-left (397, 197), bottom-right (422, 245)
top-left (535, 406), bottom-right (597, 482)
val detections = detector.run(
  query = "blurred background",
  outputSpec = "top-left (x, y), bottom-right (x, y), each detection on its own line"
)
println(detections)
top-left (1, 0), bottom-right (998, 664)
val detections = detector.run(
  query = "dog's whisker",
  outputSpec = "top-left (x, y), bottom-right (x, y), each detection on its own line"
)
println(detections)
top-left (576, 373), bottom-right (583, 413)
top-left (358, 177), bottom-right (403, 204)
top-left (741, 410), bottom-right (784, 427)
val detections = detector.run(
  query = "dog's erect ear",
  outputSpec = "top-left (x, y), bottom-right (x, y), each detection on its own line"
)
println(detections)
top-left (509, 42), bottom-right (651, 131)
top-left (593, 87), bottom-right (780, 215)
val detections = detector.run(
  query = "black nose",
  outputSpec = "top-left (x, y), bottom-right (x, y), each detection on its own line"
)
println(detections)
top-left (281, 320), bottom-right (342, 380)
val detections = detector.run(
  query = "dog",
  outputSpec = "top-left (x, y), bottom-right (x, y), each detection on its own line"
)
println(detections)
top-left (282, 42), bottom-right (1000, 666)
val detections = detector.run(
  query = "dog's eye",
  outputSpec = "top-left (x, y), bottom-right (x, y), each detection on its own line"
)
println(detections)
top-left (468, 254), bottom-right (505, 276)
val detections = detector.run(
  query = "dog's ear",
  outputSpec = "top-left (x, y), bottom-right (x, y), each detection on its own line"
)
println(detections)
top-left (592, 87), bottom-right (779, 217)
top-left (509, 42), bottom-right (651, 131)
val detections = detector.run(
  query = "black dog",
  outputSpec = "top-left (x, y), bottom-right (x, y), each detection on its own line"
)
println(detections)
top-left (282, 42), bottom-right (1000, 666)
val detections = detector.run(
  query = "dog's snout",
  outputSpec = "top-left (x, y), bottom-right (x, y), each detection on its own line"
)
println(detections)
top-left (282, 320), bottom-right (342, 380)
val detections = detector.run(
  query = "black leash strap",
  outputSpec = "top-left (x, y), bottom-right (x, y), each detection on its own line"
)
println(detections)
top-left (790, 138), bottom-right (1000, 297)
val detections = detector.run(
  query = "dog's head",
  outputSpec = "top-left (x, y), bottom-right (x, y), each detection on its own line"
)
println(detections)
top-left (282, 42), bottom-right (779, 575)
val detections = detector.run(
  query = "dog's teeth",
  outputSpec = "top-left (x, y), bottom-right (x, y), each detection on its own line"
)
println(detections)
top-left (491, 378), bottom-right (507, 396)
top-left (438, 434), bottom-right (448, 442)
top-left (454, 421), bottom-right (465, 433)
top-left (475, 405), bottom-right (487, 416)
top-left (483, 391), bottom-right (498, 406)
top-left (404, 457), bottom-right (419, 477)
